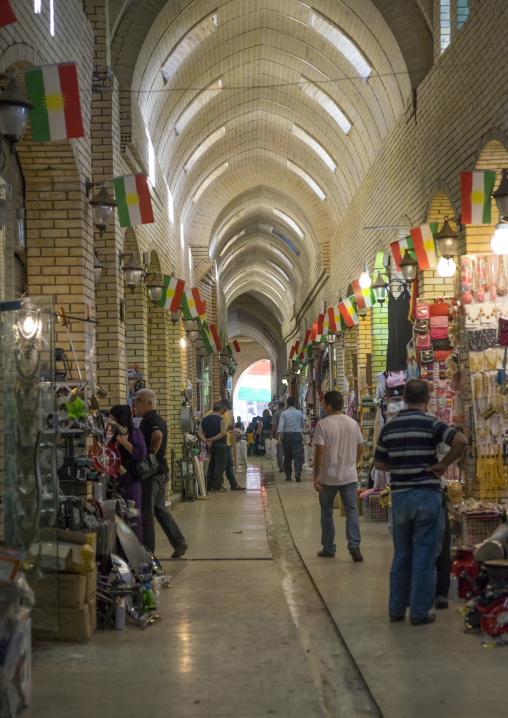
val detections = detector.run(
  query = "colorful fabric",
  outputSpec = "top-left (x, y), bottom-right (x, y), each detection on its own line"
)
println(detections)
top-left (338, 297), bottom-right (358, 328)
top-left (180, 287), bottom-right (206, 320)
top-left (158, 275), bottom-right (185, 312)
top-left (409, 222), bottom-right (439, 271)
top-left (351, 280), bottom-right (376, 310)
top-left (299, 329), bottom-right (312, 359)
top-left (25, 63), bottom-right (84, 141)
top-left (390, 236), bottom-right (415, 272)
top-left (0, 0), bottom-right (17, 27)
top-left (327, 306), bottom-right (341, 334)
top-left (113, 173), bottom-right (154, 227)
top-left (461, 171), bottom-right (496, 225)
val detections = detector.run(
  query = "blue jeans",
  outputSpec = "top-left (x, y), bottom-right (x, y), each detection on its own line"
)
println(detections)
top-left (283, 433), bottom-right (303, 478)
top-left (390, 489), bottom-right (445, 620)
top-left (225, 445), bottom-right (239, 488)
top-left (319, 482), bottom-right (361, 553)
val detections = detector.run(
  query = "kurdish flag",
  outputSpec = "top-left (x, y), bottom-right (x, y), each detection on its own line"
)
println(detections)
top-left (390, 236), bottom-right (415, 272)
top-left (319, 313), bottom-right (330, 342)
top-left (208, 323), bottom-right (221, 353)
top-left (196, 317), bottom-right (213, 354)
top-left (410, 222), bottom-right (439, 271)
top-left (327, 306), bottom-right (341, 334)
top-left (231, 340), bottom-right (241, 353)
top-left (289, 344), bottom-right (297, 360)
top-left (461, 171), bottom-right (496, 225)
top-left (113, 173), bottom-right (154, 227)
top-left (351, 280), bottom-right (376, 310)
top-left (299, 329), bottom-right (312, 359)
top-left (310, 321), bottom-right (319, 342)
top-left (158, 274), bottom-right (185, 312)
top-left (0, 0), bottom-right (17, 27)
top-left (180, 287), bottom-right (206, 320)
top-left (338, 297), bottom-right (358, 328)
top-left (25, 63), bottom-right (84, 142)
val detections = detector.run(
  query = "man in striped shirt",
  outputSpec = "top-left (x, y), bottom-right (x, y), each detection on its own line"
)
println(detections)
top-left (374, 379), bottom-right (467, 626)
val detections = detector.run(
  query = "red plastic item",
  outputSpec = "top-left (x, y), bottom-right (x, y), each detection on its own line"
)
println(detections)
top-left (451, 548), bottom-right (480, 598)
top-left (89, 441), bottom-right (122, 476)
top-left (480, 596), bottom-right (508, 636)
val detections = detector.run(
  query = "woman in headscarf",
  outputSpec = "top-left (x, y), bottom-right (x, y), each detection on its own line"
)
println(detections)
top-left (109, 404), bottom-right (146, 541)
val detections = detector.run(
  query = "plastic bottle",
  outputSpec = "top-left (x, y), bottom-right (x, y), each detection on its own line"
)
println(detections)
top-left (115, 597), bottom-right (126, 629)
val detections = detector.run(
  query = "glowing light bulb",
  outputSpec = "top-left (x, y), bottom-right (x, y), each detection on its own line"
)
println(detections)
top-left (491, 222), bottom-right (508, 255)
top-left (436, 257), bottom-right (456, 278)
top-left (23, 316), bottom-right (35, 335)
top-left (180, 337), bottom-right (186, 349)
top-left (359, 271), bottom-right (371, 289)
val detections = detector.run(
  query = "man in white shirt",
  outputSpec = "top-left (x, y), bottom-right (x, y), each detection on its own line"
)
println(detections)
top-left (313, 391), bottom-right (363, 562)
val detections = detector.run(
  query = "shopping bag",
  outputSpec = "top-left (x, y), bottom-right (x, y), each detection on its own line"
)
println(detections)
top-left (265, 438), bottom-right (277, 461)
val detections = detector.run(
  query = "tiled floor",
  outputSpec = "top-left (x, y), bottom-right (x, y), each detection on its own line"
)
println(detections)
top-left (26, 459), bottom-right (506, 718)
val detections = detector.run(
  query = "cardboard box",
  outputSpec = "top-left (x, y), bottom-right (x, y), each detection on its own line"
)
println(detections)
top-left (88, 599), bottom-right (97, 632)
top-left (85, 566), bottom-right (97, 603)
top-left (33, 605), bottom-right (91, 643)
top-left (34, 573), bottom-right (87, 610)
top-left (26, 533), bottom-right (95, 575)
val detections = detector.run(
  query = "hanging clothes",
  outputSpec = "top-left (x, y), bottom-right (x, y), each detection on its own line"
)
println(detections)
top-left (386, 288), bottom-right (413, 372)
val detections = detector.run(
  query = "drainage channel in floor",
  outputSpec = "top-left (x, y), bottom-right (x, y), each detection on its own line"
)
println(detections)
top-left (263, 476), bottom-right (382, 718)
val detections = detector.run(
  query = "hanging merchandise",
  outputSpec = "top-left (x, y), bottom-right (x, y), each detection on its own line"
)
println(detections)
top-left (386, 287), bottom-right (413, 372)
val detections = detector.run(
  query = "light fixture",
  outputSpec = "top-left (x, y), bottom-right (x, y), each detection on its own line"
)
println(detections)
top-left (197, 346), bottom-right (208, 357)
top-left (372, 271), bottom-right (388, 304)
top-left (436, 257), bottom-right (456, 278)
top-left (493, 169), bottom-right (508, 218)
top-left (398, 249), bottom-right (418, 284)
top-left (183, 320), bottom-right (196, 332)
top-left (358, 307), bottom-right (368, 320)
top-left (93, 250), bottom-right (103, 286)
top-left (282, 377), bottom-right (288, 385)
top-left (121, 253), bottom-right (144, 292)
top-left (326, 335), bottom-right (336, 344)
top-left (188, 330), bottom-right (200, 342)
top-left (490, 218), bottom-right (508, 254)
top-left (0, 71), bottom-right (33, 146)
top-left (435, 217), bottom-right (458, 259)
top-left (195, 338), bottom-right (204, 349)
top-left (312, 346), bottom-right (320, 358)
top-left (146, 273), bottom-right (165, 306)
top-left (319, 342), bottom-right (326, 351)
top-left (170, 310), bottom-right (181, 324)
top-left (301, 355), bottom-right (308, 365)
top-left (180, 336), bottom-right (186, 349)
top-left (358, 262), bottom-right (371, 289)
top-left (88, 184), bottom-right (117, 236)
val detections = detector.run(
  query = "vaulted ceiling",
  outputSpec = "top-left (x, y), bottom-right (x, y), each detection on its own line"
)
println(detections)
top-left (109, 0), bottom-right (434, 340)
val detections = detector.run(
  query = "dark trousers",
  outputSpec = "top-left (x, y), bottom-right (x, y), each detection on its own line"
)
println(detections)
top-left (206, 444), bottom-right (227, 490)
top-left (436, 501), bottom-right (451, 598)
top-left (141, 472), bottom-right (185, 553)
top-left (283, 432), bottom-right (303, 478)
top-left (225, 445), bottom-right (238, 488)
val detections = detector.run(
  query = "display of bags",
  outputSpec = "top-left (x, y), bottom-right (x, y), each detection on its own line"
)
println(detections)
top-left (386, 370), bottom-right (406, 387)
top-left (415, 333), bottom-right (431, 350)
top-left (432, 338), bottom-right (452, 351)
top-left (420, 349), bottom-right (435, 364)
top-left (415, 300), bottom-right (430, 320)
top-left (499, 317), bottom-right (508, 346)
top-left (414, 319), bottom-right (429, 334)
top-left (430, 326), bottom-right (449, 340)
top-left (429, 298), bottom-right (449, 317)
top-left (429, 315), bottom-right (449, 328)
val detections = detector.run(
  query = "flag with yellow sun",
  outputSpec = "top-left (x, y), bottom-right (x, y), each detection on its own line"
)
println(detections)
top-left (112, 173), bottom-right (154, 227)
top-left (25, 63), bottom-right (84, 142)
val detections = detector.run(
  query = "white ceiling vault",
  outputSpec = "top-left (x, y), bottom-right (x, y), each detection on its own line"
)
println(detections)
top-left (111, 0), bottom-right (433, 342)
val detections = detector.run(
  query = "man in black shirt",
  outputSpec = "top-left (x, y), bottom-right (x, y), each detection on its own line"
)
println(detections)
top-left (199, 402), bottom-right (228, 492)
top-left (134, 388), bottom-right (187, 558)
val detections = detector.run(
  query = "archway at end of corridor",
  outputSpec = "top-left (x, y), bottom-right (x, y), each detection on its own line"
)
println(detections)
top-left (233, 359), bottom-right (272, 427)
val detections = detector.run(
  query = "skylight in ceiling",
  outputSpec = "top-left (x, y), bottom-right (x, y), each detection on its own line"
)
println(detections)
top-left (287, 160), bottom-right (326, 201)
top-left (268, 244), bottom-right (294, 270)
top-left (300, 80), bottom-right (351, 135)
top-left (185, 126), bottom-right (226, 172)
top-left (267, 260), bottom-right (290, 282)
top-left (175, 79), bottom-right (222, 136)
top-left (273, 207), bottom-right (305, 238)
top-left (311, 12), bottom-right (371, 78)
top-left (220, 230), bottom-right (245, 256)
top-left (265, 271), bottom-right (287, 293)
top-left (271, 227), bottom-right (300, 255)
top-left (292, 125), bottom-right (336, 172)
top-left (192, 161), bottom-right (228, 203)
top-left (162, 14), bottom-right (218, 83)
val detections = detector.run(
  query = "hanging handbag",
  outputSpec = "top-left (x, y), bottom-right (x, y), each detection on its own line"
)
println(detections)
top-left (415, 333), bottom-right (431, 350)
top-left (429, 315), bottom-right (449, 328)
top-left (133, 453), bottom-right (159, 481)
top-left (414, 319), bottom-right (429, 334)
top-left (429, 298), bottom-right (450, 317)
top-left (415, 300), bottom-right (430, 320)
top-left (434, 350), bottom-right (452, 361)
top-left (499, 317), bottom-right (508, 347)
top-left (430, 326), bottom-right (449, 340)
top-left (386, 370), bottom-right (406, 387)
top-left (420, 349), bottom-right (435, 364)
top-left (432, 337), bottom-right (452, 351)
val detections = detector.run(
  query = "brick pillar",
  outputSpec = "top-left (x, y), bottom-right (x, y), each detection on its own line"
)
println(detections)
top-left (125, 288), bottom-right (148, 377)
top-left (167, 317), bottom-right (185, 458)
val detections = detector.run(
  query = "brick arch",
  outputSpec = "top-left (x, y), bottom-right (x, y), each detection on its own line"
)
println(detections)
top-left (232, 353), bottom-right (272, 410)
top-left (473, 131), bottom-right (508, 171)
top-left (425, 186), bottom-right (456, 223)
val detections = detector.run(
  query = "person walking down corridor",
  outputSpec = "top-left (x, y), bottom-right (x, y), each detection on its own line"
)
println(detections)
top-left (219, 399), bottom-right (246, 490)
top-left (199, 402), bottom-right (228, 492)
top-left (313, 391), bottom-right (364, 562)
top-left (135, 389), bottom-right (187, 559)
top-left (374, 379), bottom-right (467, 626)
top-left (277, 397), bottom-right (304, 482)
top-left (270, 400), bottom-right (285, 472)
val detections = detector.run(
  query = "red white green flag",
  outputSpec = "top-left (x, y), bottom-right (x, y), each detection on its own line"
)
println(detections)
top-left (180, 287), bottom-right (206, 320)
top-left (409, 222), bottom-right (439, 271)
top-left (289, 344), bottom-right (296, 360)
top-left (338, 298), bottom-right (358, 328)
top-left (113, 173), bottom-right (154, 227)
top-left (158, 274), bottom-right (185, 312)
top-left (327, 306), bottom-right (341, 334)
top-left (25, 62), bottom-right (84, 141)
top-left (299, 329), bottom-right (312, 359)
top-left (196, 317), bottom-right (213, 354)
top-left (461, 171), bottom-right (496, 225)
top-left (232, 340), bottom-right (241, 353)
top-left (319, 313), bottom-right (330, 342)
top-left (310, 321), bottom-right (319, 342)
top-left (390, 236), bottom-right (415, 272)
top-left (0, 1), bottom-right (17, 27)
top-left (208, 323), bottom-right (221, 353)
top-left (351, 280), bottom-right (376, 310)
